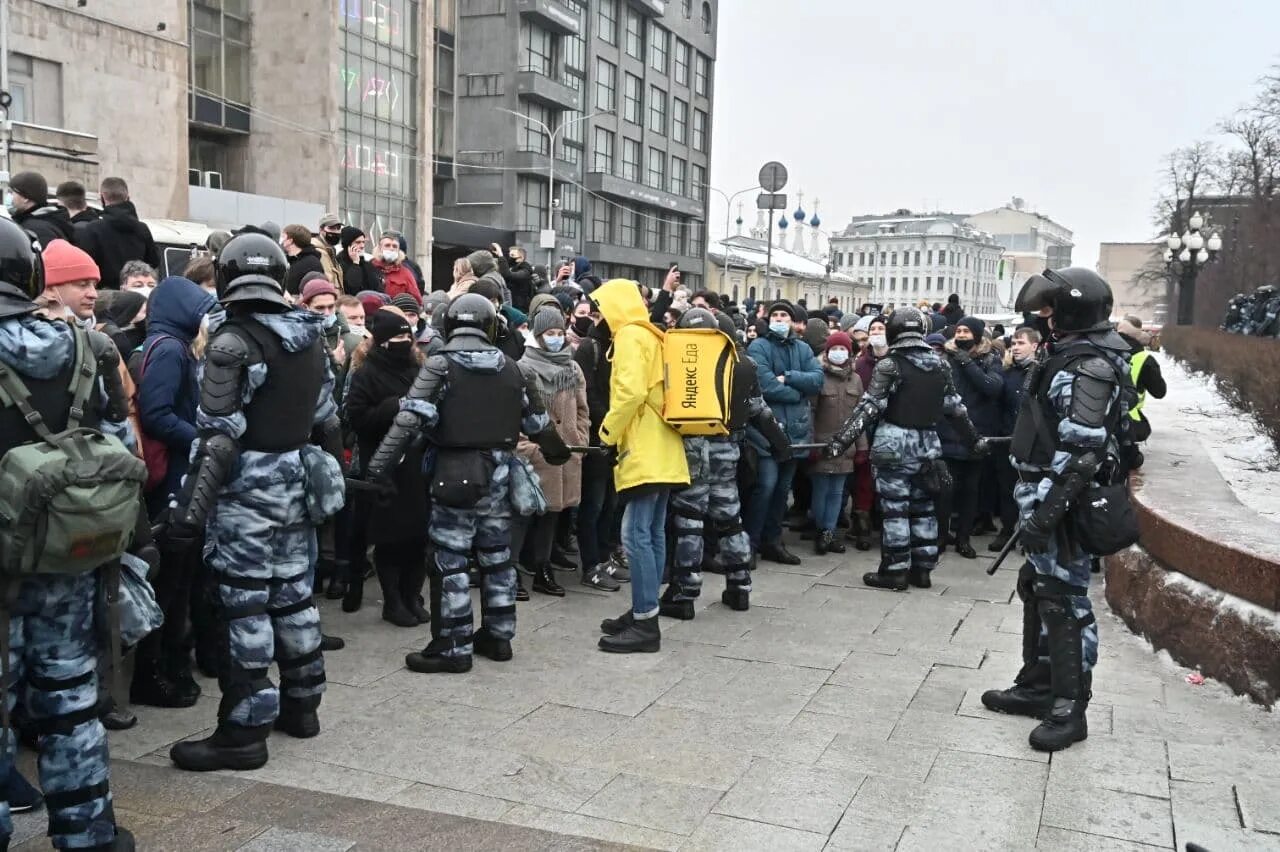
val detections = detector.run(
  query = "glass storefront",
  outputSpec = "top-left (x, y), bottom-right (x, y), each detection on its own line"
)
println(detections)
top-left (339, 0), bottom-right (420, 241)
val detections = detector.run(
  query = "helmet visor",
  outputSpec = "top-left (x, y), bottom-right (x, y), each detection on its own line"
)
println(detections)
top-left (1015, 273), bottom-right (1059, 315)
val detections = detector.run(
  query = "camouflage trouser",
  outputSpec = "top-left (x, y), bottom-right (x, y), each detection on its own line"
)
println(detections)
top-left (207, 489), bottom-right (325, 729)
top-left (875, 462), bottom-right (939, 575)
top-left (669, 438), bottom-right (752, 601)
top-left (429, 454), bottom-right (515, 660)
top-left (1014, 481), bottom-right (1099, 673)
top-left (2, 574), bottom-right (116, 848)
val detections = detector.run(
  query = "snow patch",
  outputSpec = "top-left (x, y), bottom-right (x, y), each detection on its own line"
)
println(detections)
top-left (1161, 567), bottom-right (1280, 629)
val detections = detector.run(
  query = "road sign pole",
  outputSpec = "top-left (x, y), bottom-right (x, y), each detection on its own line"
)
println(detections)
top-left (757, 161), bottom-right (788, 305)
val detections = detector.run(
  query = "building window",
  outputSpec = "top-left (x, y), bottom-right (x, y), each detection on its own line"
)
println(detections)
top-left (560, 183), bottom-right (582, 239)
top-left (561, 108), bottom-right (584, 164)
top-left (647, 147), bottom-right (666, 190)
top-left (624, 7), bottom-right (643, 59)
top-left (593, 127), bottom-right (615, 173)
top-left (622, 138), bottom-right (641, 182)
top-left (645, 212), bottom-right (660, 251)
top-left (670, 157), bottom-right (687, 196)
top-left (648, 86), bottom-right (667, 134)
top-left (521, 21), bottom-right (555, 75)
top-left (926, 276), bottom-right (932, 290)
top-left (6, 53), bottom-right (63, 127)
top-left (694, 52), bottom-right (710, 97)
top-left (889, 277), bottom-right (896, 291)
top-left (672, 98), bottom-right (688, 144)
top-left (597, 0), bottom-right (617, 45)
top-left (683, 0), bottom-right (692, 17)
top-left (516, 101), bottom-right (552, 154)
top-left (591, 201), bottom-right (613, 243)
top-left (674, 39), bottom-right (691, 86)
top-left (880, 251), bottom-right (886, 265)
top-left (666, 215), bottom-right (682, 254)
top-left (701, 1), bottom-right (713, 34)
top-left (649, 23), bottom-right (669, 74)
top-left (858, 251), bottom-right (865, 266)
top-left (595, 58), bottom-right (616, 111)
top-left (689, 220), bottom-right (705, 257)
top-left (890, 252), bottom-right (897, 266)
top-left (914, 250), bottom-right (921, 265)
top-left (563, 0), bottom-right (587, 79)
top-left (620, 204), bottom-right (638, 247)
top-left (518, 177), bottom-right (548, 231)
top-left (692, 108), bottom-right (707, 152)
top-left (623, 73), bottom-right (643, 124)
top-left (691, 163), bottom-right (706, 201)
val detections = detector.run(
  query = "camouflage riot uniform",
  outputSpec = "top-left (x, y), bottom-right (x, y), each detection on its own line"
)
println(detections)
top-left (366, 294), bottom-right (569, 674)
top-left (168, 234), bottom-right (344, 772)
top-left (826, 308), bottom-right (985, 591)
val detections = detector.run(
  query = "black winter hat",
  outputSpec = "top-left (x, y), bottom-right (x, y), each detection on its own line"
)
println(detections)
top-left (9, 172), bottom-right (47, 205)
top-left (766, 300), bottom-right (797, 322)
top-left (958, 315), bottom-right (986, 338)
top-left (947, 293), bottom-right (961, 305)
top-left (370, 307), bottom-right (412, 344)
top-left (339, 226), bottom-right (366, 249)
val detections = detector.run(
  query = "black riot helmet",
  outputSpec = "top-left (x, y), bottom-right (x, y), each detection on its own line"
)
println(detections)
top-left (445, 293), bottom-right (498, 342)
top-left (885, 306), bottom-right (927, 343)
top-left (216, 233), bottom-right (289, 308)
top-left (0, 218), bottom-right (43, 317)
top-left (1016, 268), bottom-right (1113, 334)
top-left (676, 306), bottom-right (717, 329)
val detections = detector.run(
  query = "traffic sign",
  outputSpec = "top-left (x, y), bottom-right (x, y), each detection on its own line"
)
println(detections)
top-left (757, 193), bottom-right (787, 211)
top-left (758, 161), bottom-right (788, 193)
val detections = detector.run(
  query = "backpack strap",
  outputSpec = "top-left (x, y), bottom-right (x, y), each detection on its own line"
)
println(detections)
top-left (0, 356), bottom-right (58, 444)
top-left (65, 326), bottom-right (99, 431)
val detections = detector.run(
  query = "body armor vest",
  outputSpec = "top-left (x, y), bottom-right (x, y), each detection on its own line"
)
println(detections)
top-left (232, 319), bottom-right (325, 453)
top-left (882, 353), bottom-right (945, 429)
top-left (434, 356), bottom-right (524, 449)
top-left (0, 353), bottom-right (101, 453)
top-left (1010, 338), bottom-right (1124, 466)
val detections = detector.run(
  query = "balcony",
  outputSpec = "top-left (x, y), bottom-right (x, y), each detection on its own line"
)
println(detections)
top-left (584, 242), bottom-right (701, 270)
top-left (584, 171), bottom-right (703, 218)
top-left (515, 69), bottom-right (582, 111)
top-left (509, 149), bottom-right (583, 182)
top-left (631, 0), bottom-right (667, 16)
top-left (514, 0), bottom-right (581, 35)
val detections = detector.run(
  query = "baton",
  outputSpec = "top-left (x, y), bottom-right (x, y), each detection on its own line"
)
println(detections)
top-left (790, 443), bottom-right (829, 453)
top-left (986, 523), bottom-right (1022, 576)
top-left (984, 436), bottom-right (1013, 444)
top-left (566, 445), bottom-right (608, 456)
top-left (344, 477), bottom-right (395, 495)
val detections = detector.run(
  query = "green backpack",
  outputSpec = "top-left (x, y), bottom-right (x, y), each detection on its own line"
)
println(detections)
top-left (0, 327), bottom-right (146, 577)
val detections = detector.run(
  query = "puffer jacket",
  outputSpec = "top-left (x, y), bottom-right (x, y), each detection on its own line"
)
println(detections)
top-left (373, 254), bottom-right (422, 304)
top-left (937, 336), bottom-right (1003, 458)
top-left (746, 328), bottom-right (824, 459)
top-left (593, 279), bottom-right (689, 493)
top-left (809, 360), bottom-right (865, 475)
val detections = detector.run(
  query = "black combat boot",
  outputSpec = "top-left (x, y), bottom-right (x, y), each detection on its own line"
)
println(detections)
top-left (598, 615), bottom-right (660, 653)
top-left (170, 724), bottom-right (270, 772)
top-left (377, 564), bottom-right (418, 627)
top-left (953, 538), bottom-right (978, 559)
top-left (1029, 689), bottom-right (1090, 752)
top-left (658, 585), bottom-right (695, 620)
top-left (721, 573), bottom-right (750, 611)
top-left (863, 570), bottom-right (908, 591)
top-left (981, 662), bottom-right (1054, 718)
top-left (759, 540), bottom-right (801, 565)
top-left (130, 647), bottom-right (200, 709)
top-left (474, 628), bottom-right (513, 662)
top-left (1028, 597), bottom-right (1091, 752)
top-left (907, 566), bottom-right (932, 589)
top-left (87, 825), bottom-right (136, 851)
top-left (405, 638), bottom-right (473, 674)
top-left (342, 571), bottom-right (364, 612)
top-left (274, 696), bottom-right (321, 739)
top-left (600, 609), bottom-right (634, 636)
top-left (814, 530), bottom-right (830, 555)
top-left (400, 558), bottom-right (431, 624)
top-left (532, 562), bottom-right (566, 597)
top-left (826, 531), bottom-right (847, 554)
top-left (848, 511), bottom-right (873, 551)
top-left (988, 529), bottom-right (1012, 552)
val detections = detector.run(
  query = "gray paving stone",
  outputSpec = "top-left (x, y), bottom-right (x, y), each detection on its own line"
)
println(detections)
top-left (387, 783), bottom-right (514, 821)
top-left (924, 749), bottom-right (1048, 799)
top-left (659, 658), bottom-right (829, 724)
top-left (1041, 780), bottom-right (1174, 848)
top-left (1033, 826), bottom-right (1167, 850)
top-left (804, 684), bottom-right (912, 730)
top-left (218, 754), bottom-right (415, 803)
top-left (488, 703), bottom-right (630, 764)
top-left (888, 708), bottom-right (1051, 764)
top-left (823, 811), bottom-right (905, 851)
top-left (1236, 781), bottom-right (1280, 834)
top-left (681, 814), bottom-right (827, 852)
top-left (470, 755), bottom-right (615, 811)
top-left (848, 775), bottom-right (1041, 849)
top-left (753, 711), bottom-right (850, 765)
top-left (1165, 780), bottom-right (1280, 851)
top-left (955, 687), bottom-right (1116, 735)
top-left (237, 827), bottom-right (355, 852)
top-left (1168, 741), bottom-right (1280, 785)
top-left (713, 757), bottom-right (862, 834)
top-left (816, 733), bottom-right (939, 783)
top-left (500, 804), bottom-right (685, 851)
top-left (1048, 729), bottom-right (1169, 799)
top-left (577, 773), bottom-right (722, 835)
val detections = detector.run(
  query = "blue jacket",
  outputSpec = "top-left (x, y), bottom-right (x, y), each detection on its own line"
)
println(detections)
top-left (1001, 359), bottom-right (1031, 435)
top-left (138, 277), bottom-right (216, 504)
top-left (747, 330), bottom-right (824, 458)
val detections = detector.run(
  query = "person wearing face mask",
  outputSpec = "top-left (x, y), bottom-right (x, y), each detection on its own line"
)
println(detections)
top-left (345, 308), bottom-right (431, 627)
top-left (498, 245), bottom-right (536, 313)
top-left (119, 260), bottom-right (158, 297)
top-left (808, 332), bottom-right (866, 555)
top-left (566, 299), bottom-right (595, 349)
top-left (337, 227), bottom-right (383, 296)
top-left (312, 214), bottom-right (346, 292)
top-left (373, 232), bottom-right (422, 304)
top-left (992, 326), bottom-right (1041, 551)
top-left (511, 308), bottom-right (589, 597)
top-left (936, 316), bottom-right (1004, 559)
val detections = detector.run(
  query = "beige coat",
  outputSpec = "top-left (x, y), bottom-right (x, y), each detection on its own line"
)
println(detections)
top-left (518, 360), bottom-right (590, 512)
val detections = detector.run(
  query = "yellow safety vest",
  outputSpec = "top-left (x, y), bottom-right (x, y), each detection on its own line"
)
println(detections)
top-left (1129, 350), bottom-right (1149, 420)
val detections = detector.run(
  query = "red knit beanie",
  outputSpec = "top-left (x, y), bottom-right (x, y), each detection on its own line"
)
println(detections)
top-left (826, 331), bottom-right (853, 352)
top-left (42, 240), bottom-right (100, 287)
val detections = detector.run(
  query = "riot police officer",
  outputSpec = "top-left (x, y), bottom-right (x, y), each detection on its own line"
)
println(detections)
top-left (824, 307), bottom-right (987, 591)
top-left (365, 294), bottom-right (570, 674)
top-left (168, 233), bottom-right (345, 771)
top-left (981, 268), bottom-right (1131, 752)
top-left (659, 309), bottom-right (789, 619)
top-left (0, 218), bottom-right (136, 849)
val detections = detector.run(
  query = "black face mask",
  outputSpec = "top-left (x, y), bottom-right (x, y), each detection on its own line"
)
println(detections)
top-left (955, 338), bottom-right (975, 351)
top-left (572, 316), bottom-right (593, 337)
top-left (1033, 316), bottom-right (1053, 340)
top-left (385, 340), bottom-right (415, 361)
top-left (323, 232), bottom-right (342, 247)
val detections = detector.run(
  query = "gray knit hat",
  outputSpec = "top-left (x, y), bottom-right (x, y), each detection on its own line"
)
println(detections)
top-left (531, 305), bottom-right (566, 337)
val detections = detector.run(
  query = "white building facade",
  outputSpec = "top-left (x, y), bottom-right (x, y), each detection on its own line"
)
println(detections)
top-left (964, 201), bottom-right (1074, 308)
top-left (829, 213), bottom-right (1004, 314)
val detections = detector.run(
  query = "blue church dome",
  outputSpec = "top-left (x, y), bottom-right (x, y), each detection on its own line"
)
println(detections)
top-left (793, 206), bottom-right (806, 222)
top-left (778, 216), bottom-right (789, 230)
top-left (809, 214), bottom-right (822, 228)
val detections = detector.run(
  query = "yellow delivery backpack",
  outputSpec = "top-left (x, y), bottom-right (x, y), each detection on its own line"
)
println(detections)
top-left (661, 326), bottom-right (737, 436)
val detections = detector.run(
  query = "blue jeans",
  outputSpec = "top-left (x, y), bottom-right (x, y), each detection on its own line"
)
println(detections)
top-left (745, 456), bottom-right (797, 546)
top-left (621, 489), bottom-right (669, 618)
top-left (810, 472), bottom-right (849, 532)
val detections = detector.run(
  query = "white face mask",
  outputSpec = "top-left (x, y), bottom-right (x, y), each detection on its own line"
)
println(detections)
top-left (827, 347), bottom-right (850, 365)
top-left (869, 334), bottom-right (888, 350)
top-left (133, 285), bottom-right (154, 302)
top-left (380, 249), bottom-right (398, 264)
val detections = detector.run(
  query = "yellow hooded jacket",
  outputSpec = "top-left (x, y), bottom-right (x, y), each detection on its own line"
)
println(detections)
top-left (593, 279), bottom-right (690, 493)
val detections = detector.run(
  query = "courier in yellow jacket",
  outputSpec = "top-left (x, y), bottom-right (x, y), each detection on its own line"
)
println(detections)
top-left (592, 278), bottom-right (689, 654)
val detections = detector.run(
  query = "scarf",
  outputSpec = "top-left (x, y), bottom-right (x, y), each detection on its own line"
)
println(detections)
top-left (521, 343), bottom-right (578, 403)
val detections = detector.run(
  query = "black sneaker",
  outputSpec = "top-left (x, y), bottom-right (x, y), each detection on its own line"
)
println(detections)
top-left (405, 649), bottom-right (473, 674)
top-left (320, 634), bottom-right (345, 652)
top-left (602, 555), bottom-right (631, 583)
top-left (598, 616), bottom-right (660, 653)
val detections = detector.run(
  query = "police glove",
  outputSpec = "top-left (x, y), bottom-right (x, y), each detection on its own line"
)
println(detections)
top-left (823, 439), bottom-right (845, 460)
top-left (538, 429), bottom-right (573, 466)
top-left (157, 508), bottom-right (201, 555)
top-left (601, 443), bottom-right (620, 467)
top-left (1020, 515), bottom-right (1053, 555)
top-left (971, 438), bottom-right (991, 458)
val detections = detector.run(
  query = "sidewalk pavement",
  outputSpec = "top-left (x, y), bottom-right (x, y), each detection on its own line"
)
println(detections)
top-left (12, 532), bottom-right (1279, 850)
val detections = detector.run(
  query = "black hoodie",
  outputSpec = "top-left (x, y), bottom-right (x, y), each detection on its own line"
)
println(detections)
top-left (78, 201), bottom-right (161, 289)
top-left (284, 246), bottom-right (327, 295)
top-left (13, 204), bottom-right (77, 250)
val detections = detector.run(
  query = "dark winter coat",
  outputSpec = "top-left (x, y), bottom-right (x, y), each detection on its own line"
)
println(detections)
top-left (936, 337), bottom-right (1003, 458)
top-left (70, 208), bottom-right (100, 226)
top-left (78, 201), bottom-right (161, 290)
top-left (138, 277), bottom-right (217, 508)
top-left (747, 329), bottom-right (824, 458)
top-left (14, 204), bottom-right (77, 250)
top-left (499, 258), bottom-right (537, 313)
top-left (573, 326), bottom-right (612, 443)
top-left (1000, 357), bottom-right (1031, 436)
top-left (344, 345), bottom-right (428, 544)
top-left (941, 302), bottom-right (965, 327)
top-left (338, 254), bottom-right (384, 296)
top-left (284, 246), bottom-right (327, 296)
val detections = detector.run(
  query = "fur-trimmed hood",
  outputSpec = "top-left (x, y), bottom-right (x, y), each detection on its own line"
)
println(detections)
top-left (944, 335), bottom-right (993, 359)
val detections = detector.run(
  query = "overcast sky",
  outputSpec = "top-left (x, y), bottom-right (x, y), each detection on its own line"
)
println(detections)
top-left (707, 0), bottom-right (1279, 271)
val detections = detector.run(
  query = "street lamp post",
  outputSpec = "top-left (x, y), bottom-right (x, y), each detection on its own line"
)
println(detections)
top-left (704, 183), bottom-right (760, 293)
top-left (499, 107), bottom-right (612, 270)
top-left (1163, 210), bottom-right (1222, 325)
